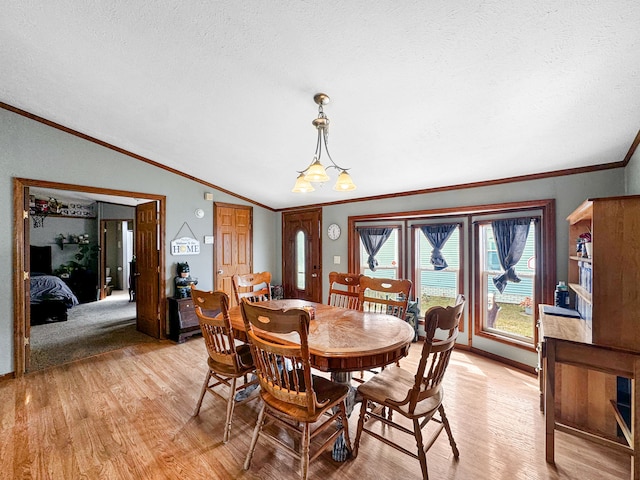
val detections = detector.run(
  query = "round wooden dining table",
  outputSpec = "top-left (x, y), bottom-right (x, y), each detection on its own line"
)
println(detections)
top-left (227, 299), bottom-right (415, 462)
top-left (227, 299), bottom-right (415, 373)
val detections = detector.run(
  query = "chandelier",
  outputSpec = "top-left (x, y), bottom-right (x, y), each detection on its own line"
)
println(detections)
top-left (292, 93), bottom-right (356, 193)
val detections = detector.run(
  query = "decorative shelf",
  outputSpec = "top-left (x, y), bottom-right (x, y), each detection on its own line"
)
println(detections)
top-left (55, 241), bottom-right (89, 250)
top-left (569, 283), bottom-right (592, 305)
top-left (569, 255), bottom-right (592, 263)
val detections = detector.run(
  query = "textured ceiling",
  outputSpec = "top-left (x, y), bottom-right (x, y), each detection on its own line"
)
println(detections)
top-left (2, 1), bottom-right (639, 209)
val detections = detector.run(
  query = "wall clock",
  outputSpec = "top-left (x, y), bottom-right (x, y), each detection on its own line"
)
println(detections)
top-left (327, 223), bottom-right (341, 240)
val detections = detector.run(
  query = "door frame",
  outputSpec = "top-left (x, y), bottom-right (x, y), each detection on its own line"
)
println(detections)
top-left (12, 177), bottom-right (166, 377)
top-left (281, 208), bottom-right (322, 302)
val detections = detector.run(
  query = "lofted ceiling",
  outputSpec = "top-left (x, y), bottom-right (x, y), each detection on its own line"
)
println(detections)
top-left (2, 1), bottom-right (640, 210)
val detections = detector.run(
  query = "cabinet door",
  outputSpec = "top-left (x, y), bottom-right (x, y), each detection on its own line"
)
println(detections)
top-left (591, 198), bottom-right (640, 351)
top-left (178, 299), bottom-right (198, 328)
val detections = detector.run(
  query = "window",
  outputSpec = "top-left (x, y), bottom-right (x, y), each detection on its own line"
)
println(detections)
top-left (478, 219), bottom-right (537, 342)
top-left (359, 227), bottom-right (400, 279)
top-left (296, 230), bottom-right (305, 290)
top-left (348, 199), bottom-right (554, 359)
top-left (415, 225), bottom-right (461, 313)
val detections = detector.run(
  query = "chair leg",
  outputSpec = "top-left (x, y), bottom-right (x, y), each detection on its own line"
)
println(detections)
top-left (352, 396), bottom-right (369, 458)
top-left (413, 418), bottom-right (429, 480)
top-left (439, 405), bottom-right (459, 458)
top-left (222, 377), bottom-right (238, 443)
top-left (244, 402), bottom-right (266, 471)
top-left (300, 422), bottom-right (310, 480)
top-left (193, 369), bottom-right (212, 416)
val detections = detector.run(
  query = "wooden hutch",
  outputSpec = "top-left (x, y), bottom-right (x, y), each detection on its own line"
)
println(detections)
top-left (539, 195), bottom-right (640, 476)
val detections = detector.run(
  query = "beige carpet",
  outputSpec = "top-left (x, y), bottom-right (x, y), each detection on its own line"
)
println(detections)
top-left (29, 290), bottom-right (159, 371)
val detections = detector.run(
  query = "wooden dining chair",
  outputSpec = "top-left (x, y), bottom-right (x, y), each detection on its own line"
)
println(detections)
top-left (358, 275), bottom-right (412, 375)
top-left (240, 300), bottom-right (352, 480)
top-left (191, 288), bottom-right (258, 443)
top-left (358, 275), bottom-right (412, 319)
top-left (327, 271), bottom-right (362, 310)
top-left (353, 296), bottom-right (465, 480)
top-left (232, 271), bottom-right (272, 304)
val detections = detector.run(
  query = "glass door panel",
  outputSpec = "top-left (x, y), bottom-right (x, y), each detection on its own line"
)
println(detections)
top-left (478, 221), bottom-right (536, 342)
top-left (415, 226), bottom-right (461, 313)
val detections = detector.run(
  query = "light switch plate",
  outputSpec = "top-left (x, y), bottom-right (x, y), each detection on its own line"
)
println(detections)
top-left (204, 235), bottom-right (214, 244)
top-left (333, 255), bottom-right (341, 264)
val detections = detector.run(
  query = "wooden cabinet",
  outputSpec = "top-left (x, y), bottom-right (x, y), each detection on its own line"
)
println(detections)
top-left (539, 308), bottom-right (640, 473)
top-left (567, 195), bottom-right (640, 351)
top-left (541, 195), bottom-right (640, 440)
top-left (168, 297), bottom-right (201, 343)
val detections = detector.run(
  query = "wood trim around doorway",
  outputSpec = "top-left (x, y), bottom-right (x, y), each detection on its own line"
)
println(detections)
top-left (12, 177), bottom-right (167, 377)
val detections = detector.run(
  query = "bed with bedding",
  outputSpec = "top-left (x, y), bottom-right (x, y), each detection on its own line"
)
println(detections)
top-left (29, 245), bottom-right (79, 325)
top-left (30, 273), bottom-right (79, 324)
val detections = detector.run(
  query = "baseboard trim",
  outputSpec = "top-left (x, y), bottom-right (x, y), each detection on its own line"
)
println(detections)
top-left (0, 371), bottom-right (16, 382)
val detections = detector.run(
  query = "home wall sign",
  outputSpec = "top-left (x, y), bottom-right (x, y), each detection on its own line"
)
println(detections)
top-left (171, 222), bottom-right (200, 256)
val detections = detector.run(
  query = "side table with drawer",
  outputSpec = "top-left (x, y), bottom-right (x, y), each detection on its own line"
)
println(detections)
top-left (168, 297), bottom-right (201, 343)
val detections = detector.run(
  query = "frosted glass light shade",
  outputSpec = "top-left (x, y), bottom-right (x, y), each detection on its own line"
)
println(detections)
top-left (333, 170), bottom-right (357, 191)
top-left (292, 173), bottom-right (315, 193)
top-left (303, 159), bottom-right (330, 183)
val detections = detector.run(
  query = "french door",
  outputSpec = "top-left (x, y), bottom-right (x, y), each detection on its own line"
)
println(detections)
top-left (135, 201), bottom-right (161, 338)
top-left (475, 219), bottom-right (537, 341)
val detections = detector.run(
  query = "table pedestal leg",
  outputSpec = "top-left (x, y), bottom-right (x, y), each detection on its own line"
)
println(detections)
top-left (331, 371), bottom-right (357, 462)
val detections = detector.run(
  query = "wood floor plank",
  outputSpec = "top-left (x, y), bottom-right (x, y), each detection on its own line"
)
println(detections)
top-left (0, 338), bottom-right (630, 480)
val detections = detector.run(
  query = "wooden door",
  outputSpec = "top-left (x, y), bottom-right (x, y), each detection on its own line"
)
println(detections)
top-left (135, 201), bottom-right (160, 337)
top-left (282, 208), bottom-right (322, 302)
top-left (215, 203), bottom-right (253, 307)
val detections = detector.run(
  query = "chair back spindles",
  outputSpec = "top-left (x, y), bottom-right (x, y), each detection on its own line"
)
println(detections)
top-left (193, 290), bottom-right (238, 367)
top-left (327, 272), bottom-right (362, 310)
top-left (358, 276), bottom-right (412, 320)
top-left (232, 272), bottom-right (272, 304)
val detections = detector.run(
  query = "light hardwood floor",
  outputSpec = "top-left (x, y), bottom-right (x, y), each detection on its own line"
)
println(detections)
top-left (0, 338), bottom-right (629, 479)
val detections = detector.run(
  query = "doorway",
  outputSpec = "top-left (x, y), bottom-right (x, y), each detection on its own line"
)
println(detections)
top-left (13, 178), bottom-right (166, 376)
top-left (100, 219), bottom-right (134, 300)
top-left (282, 208), bottom-right (322, 302)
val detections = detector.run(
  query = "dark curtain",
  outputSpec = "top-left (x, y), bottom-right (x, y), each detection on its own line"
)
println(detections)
top-left (419, 224), bottom-right (457, 270)
top-left (357, 227), bottom-right (393, 271)
top-left (491, 218), bottom-right (532, 293)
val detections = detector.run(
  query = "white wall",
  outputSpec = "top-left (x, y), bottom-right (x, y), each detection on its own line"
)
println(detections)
top-left (0, 108), bottom-right (279, 375)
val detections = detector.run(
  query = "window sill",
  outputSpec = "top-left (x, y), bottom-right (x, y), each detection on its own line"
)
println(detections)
top-left (476, 329), bottom-right (536, 352)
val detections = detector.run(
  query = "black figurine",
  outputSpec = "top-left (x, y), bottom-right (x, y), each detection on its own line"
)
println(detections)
top-left (174, 262), bottom-right (197, 298)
